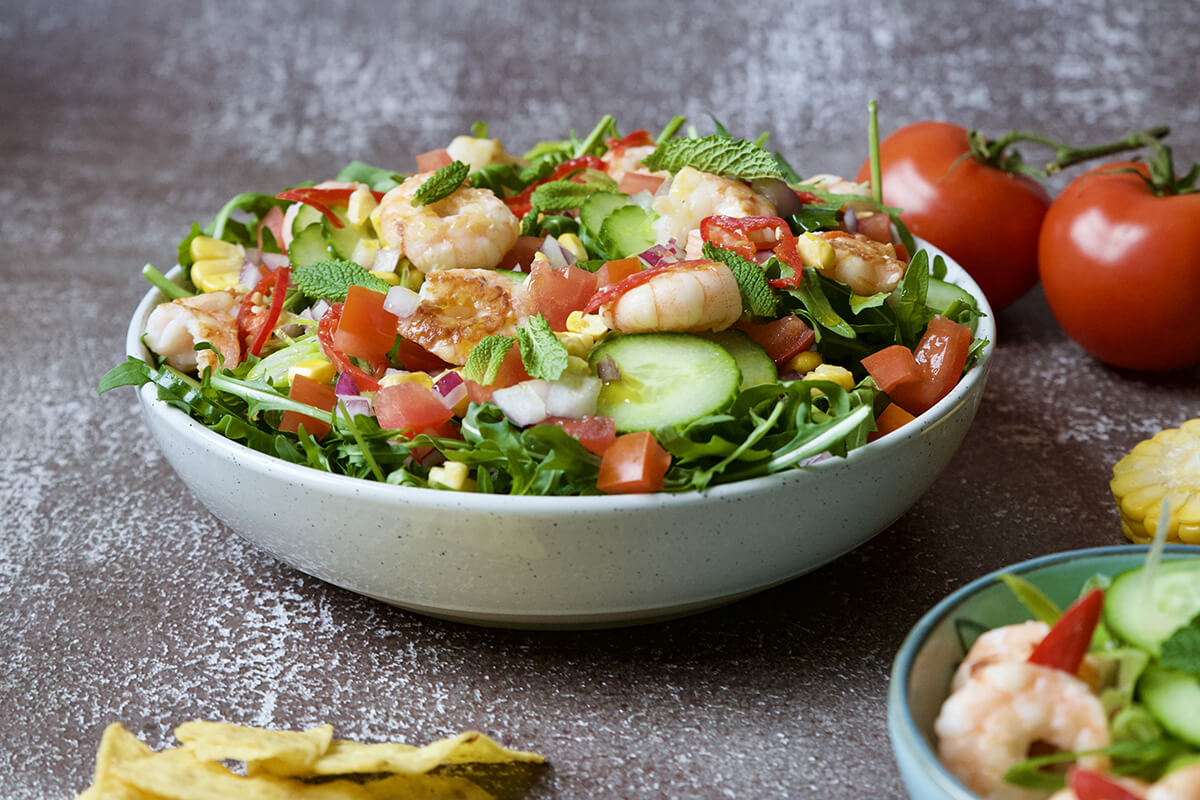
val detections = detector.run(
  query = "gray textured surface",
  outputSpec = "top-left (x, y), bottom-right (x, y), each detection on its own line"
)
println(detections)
top-left (2, 1), bottom-right (1198, 797)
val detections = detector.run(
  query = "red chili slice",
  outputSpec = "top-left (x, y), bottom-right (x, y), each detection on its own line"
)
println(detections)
top-left (1027, 588), bottom-right (1104, 675)
top-left (699, 214), bottom-right (806, 287)
top-left (504, 155), bottom-right (607, 216)
top-left (276, 187), bottom-right (385, 229)
top-left (236, 266), bottom-right (291, 359)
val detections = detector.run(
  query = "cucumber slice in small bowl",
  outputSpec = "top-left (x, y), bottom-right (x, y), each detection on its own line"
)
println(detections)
top-left (589, 333), bottom-right (742, 432)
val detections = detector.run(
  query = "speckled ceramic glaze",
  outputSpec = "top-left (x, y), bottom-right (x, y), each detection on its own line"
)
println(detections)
top-left (890, 545), bottom-right (1200, 799)
top-left (128, 244), bottom-right (993, 628)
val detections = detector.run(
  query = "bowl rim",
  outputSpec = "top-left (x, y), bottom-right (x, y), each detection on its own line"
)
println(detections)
top-left (126, 240), bottom-right (995, 509)
top-left (889, 543), bottom-right (1200, 799)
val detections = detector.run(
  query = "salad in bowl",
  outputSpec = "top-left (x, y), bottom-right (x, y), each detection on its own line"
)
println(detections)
top-left (101, 114), bottom-right (988, 498)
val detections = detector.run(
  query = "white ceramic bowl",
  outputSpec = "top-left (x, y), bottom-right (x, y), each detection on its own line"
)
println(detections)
top-left (127, 243), bottom-right (993, 628)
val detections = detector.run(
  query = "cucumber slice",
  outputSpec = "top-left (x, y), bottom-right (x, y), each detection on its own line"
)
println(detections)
top-left (1105, 559), bottom-right (1200, 655)
top-left (698, 330), bottom-right (777, 389)
top-left (926, 277), bottom-right (980, 333)
top-left (580, 191), bottom-right (632, 236)
top-left (590, 333), bottom-right (741, 432)
top-left (600, 204), bottom-right (657, 260)
top-left (1140, 665), bottom-right (1200, 746)
top-left (324, 208), bottom-right (363, 260)
top-left (291, 204), bottom-right (323, 235)
top-left (288, 222), bottom-right (333, 267)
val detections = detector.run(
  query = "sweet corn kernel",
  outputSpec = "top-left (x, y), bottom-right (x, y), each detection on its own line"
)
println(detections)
top-left (352, 238), bottom-right (381, 269)
top-left (347, 185), bottom-right (379, 229)
top-left (191, 257), bottom-right (244, 293)
top-left (555, 330), bottom-right (595, 359)
top-left (557, 232), bottom-right (588, 262)
top-left (428, 460), bottom-right (475, 492)
top-left (796, 232), bottom-right (835, 270)
top-left (1110, 419), bottom-right (1200, 544)
top-left (785, 350), bottom-right (823, 375)
top-left (532, 251), bottom-right (550, 264)
top-left (804, 363), bottom-right (855, 391)
top-left (565, 311), bottom-right (608, 337)
top-left (379, 371), bottom-right (435, 390)
top-left (370, 205), bottom-right (392, 247)
top-left (287, 359), bottom-right (336, 386)
top-left (369, 270), bottom-right (400, 286)
top-left (189, 235), bottom-right (244, 263)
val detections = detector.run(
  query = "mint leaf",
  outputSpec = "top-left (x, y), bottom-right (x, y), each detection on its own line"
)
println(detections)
top-left (292, 259), bottom-right (390, 302)
top-left (642, 136), bottom-right (783, 180)
top-left (1161, 613), bottom-right (1200, 675)
top-left (530, 175), bottom-right (616, 212)
top-left (702, 242), bottom-right (777, 318)
top-left (413, 160), bottom-right (469, 206)
top-left (516, 315), bottom-right (569, 381)
top-left (461, 335), bottom-right (516, 384)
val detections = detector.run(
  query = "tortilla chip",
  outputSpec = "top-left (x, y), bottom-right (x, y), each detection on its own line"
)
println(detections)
top-left (75, 723), bottom-right (159, 800)
top-left (175, 720), bottom-right (333, 775)
top-left (295, 732), bottom-right (544, 777)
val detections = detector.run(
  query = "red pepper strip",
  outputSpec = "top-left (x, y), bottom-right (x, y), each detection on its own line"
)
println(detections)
top-left (1068, 768), bottom-right (1145, 800)
top-left (795, 189), bottom-right (821, 204)
top-left (275, 187), bottom-right (386, 229)
top-left (1028, 588), bottom-right (1104, 674)
top-left (504, 155), bottom-right (607, 217)
top-left (236, 266), bottom-right (291, 359)
top-left (317, 302), bottom-right (384, 391)
top-left (583, 259), bottom-right (715, 314)
top-left (699, 215), bottom-right (808, 289)
top-left (605, 129), bottom-right (655, 152)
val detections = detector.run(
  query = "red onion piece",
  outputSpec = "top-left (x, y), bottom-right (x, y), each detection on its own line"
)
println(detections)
top-left (842, 205), bottom-right (858, 234)
top-left (638, 240), bottom-right (682, 268)
top-left (434, 370), bottom-right (464, 395)
top-left (338, 394), bottom-right (374, 418)
top-left (261, 252), bottom-right (290, 270)
top-left (538, 236), bottom-right (573, 267)
top-left (595, 355), bottom-right (621, 381)
top-left (335, 372), bottom-right (361, 395)
top-left (750, 178), bottom-right (805, 219)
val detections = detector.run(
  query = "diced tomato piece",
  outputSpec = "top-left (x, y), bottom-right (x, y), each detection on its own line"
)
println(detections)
top-left (527, 259), bottom-right (599, 330)
top-left (861, 344), bottom-right (921, 394)
top-left (857, 213), bottom-right (893, 244)
top-left (375, 382), bottom-right (455, 439)
top-left (416, 148), bottom-right (453, 173)
top-left (734, 316), bottom-right (816, 364)
top-left (596, 431), bottom-right (672, 494)
top-left (1028, 588), bottom-right (1104, 675)
top-left (497, 236), bottom-right (546, 271)
top-left (617, 172), bottom-right (665, 196)
top-left (868, 403), bottom-right (917, 442)
top-left (332, 285), bottom-right (398, 361)
top-left (893, 242), bottom-right (911, 263)
top-left (545, 415), bottom-right (617, 456)
top-left (605, 129), bottom-right (655, 151)
top-left (393, 337), bottom-right (450, 373)
top-left (279, 375), bottom-right (337, 440)
top-left (594, 256), bottom-right (643, 288)
top-left (464, 347), bottom-right (531, 403)
top-left (1068, 768), bottom-right (1145, 800)
top-left (887, 315), bottom-right (972, 416)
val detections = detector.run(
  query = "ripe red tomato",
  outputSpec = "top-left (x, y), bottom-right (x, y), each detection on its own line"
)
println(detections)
top-left (375, 382), bottom-right (454, 438)
top-left (855, 121), bottom-right (1050, 311)
top-left (1038, 161), bottom-right (1200, 371)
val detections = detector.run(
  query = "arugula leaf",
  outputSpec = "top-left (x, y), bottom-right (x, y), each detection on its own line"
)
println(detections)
top-left (462, 335), bottom-right (516, 385)
top-left (98, 357), bottom-right (154, 394)
top-left (292, 259), bottom-right (390, 302)
top-left (890, 249), bottom-right (934, 347)
top-left (701, 242), bottom-right (778, 318)
top-left (641, 135), bottom-right (784, 180)
top-left (412, 160), bottom-right (469, 206)
top-left (207, 192), bottom-right (289, 244)
top-left (1161, 613), bottom-right (1200, 675)
top-left (471, 121), bottom-right (488, 138)
top-left (516, 315), bottom-right (569, 381)
top-left (335, 160), bottom-right (406, 193)
top-left (785, 268), bottom-right (857, 339)
top-left (998, 573), bottom-right (1062, 624)
top-left (177, 222), bottom-right (204, 270)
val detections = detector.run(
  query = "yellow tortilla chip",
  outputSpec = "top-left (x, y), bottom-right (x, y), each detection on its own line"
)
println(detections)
top-left (174, 720), bottom-right (333, 775)
top-left (298, 732), bottom-right (544, 777)
top-left (75, 723), bottom-right (159, 800)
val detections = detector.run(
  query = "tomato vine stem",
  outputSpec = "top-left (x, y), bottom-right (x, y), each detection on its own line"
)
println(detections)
top-left (966, 125), bottom-right (1171, 180)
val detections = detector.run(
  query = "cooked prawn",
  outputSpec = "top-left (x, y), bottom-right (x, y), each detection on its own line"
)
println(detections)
top-left (602, 143), bottom-right (661, 183)
top-left (952, 622), bottom-right (1052, 692)
top-left (377, 174), bottom-right (519, 273)
top-left (818, 232), bottom-right (907, 295)
top-left (935, 662), bottom-right (1110, 800)
top-left (598, 259), bottom-right (742, 334)
top-left (804, 173), bottom-right (872, 196)
top-left (651, 166), bottom-right (776, 248)
top-left (144, 290), bottom-right (242, 373)
top-left (1147, 764), bottom-right (1200, 800)
top-left (392, 269), bottom-right (534, 365)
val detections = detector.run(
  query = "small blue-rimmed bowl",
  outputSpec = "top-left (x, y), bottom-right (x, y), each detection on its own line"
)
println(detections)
top-left (889, 545), bottom-right (1199, 799)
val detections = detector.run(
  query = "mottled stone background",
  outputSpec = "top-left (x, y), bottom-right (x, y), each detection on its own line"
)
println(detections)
top-left (2, 1), bottom-right (1197, 798)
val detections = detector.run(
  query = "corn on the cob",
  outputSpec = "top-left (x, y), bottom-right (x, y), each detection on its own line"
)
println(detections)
top-left (1110, 419), bottom-right (1200, 544)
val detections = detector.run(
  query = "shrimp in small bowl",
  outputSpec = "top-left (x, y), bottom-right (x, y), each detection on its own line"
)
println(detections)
top-left (891, 546), bottom-right (1200, 800)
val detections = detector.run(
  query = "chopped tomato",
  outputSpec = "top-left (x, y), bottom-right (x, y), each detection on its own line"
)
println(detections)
top-left (333, 285), bottom-right (398, 361)
top-left (317, 303), bottom-right (384, 391)
top-left (596, 431), bottom-right (672, 494)
top-left (887, 315), bottom-right (972, 416)
top-left (374, 382), bottom-right (455, 439)
top-left (464, 347), bottom-right (531, 403)
top-left (415, 148), bottom-right (453, 172)
top-left (1028, 588), bottom-right (1104, 675)
top-left (618, 172), bottom-right (665, 196)
top-left (393, 337), bottom-right (450, 373)
top-left (497, 236), bottom-right (545, 271)
top-left (279, 375), bottom-right (337, 440)
top-left (527, 259), bottom-right (598, 330)
top-left (1068, 768), bottom-right (1145, 800)
top-left (733, 316), bottom-right (816, 364)
top-left (594, 256), bottom-right (643, 288)
top-left (868, 403), bottom-right (916, 442)
top-left (545, 415), bottom-right (617, 456)
top-left (605, 129), bottom-right (655, 151)
top-left (856, 213), bottom-right (893, 244)
top-left (237, 266), bottom-right (290, 359)
top-left (861, 344), bottom-right (921, 394)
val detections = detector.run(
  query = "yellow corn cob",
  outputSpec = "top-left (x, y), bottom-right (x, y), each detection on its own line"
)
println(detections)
top-left (189, 236), bottom-right (246, 293)
top-left (1110, 419), bottom-right (1200, 544)
top-left (189, 235), bottom-right (243, 262)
